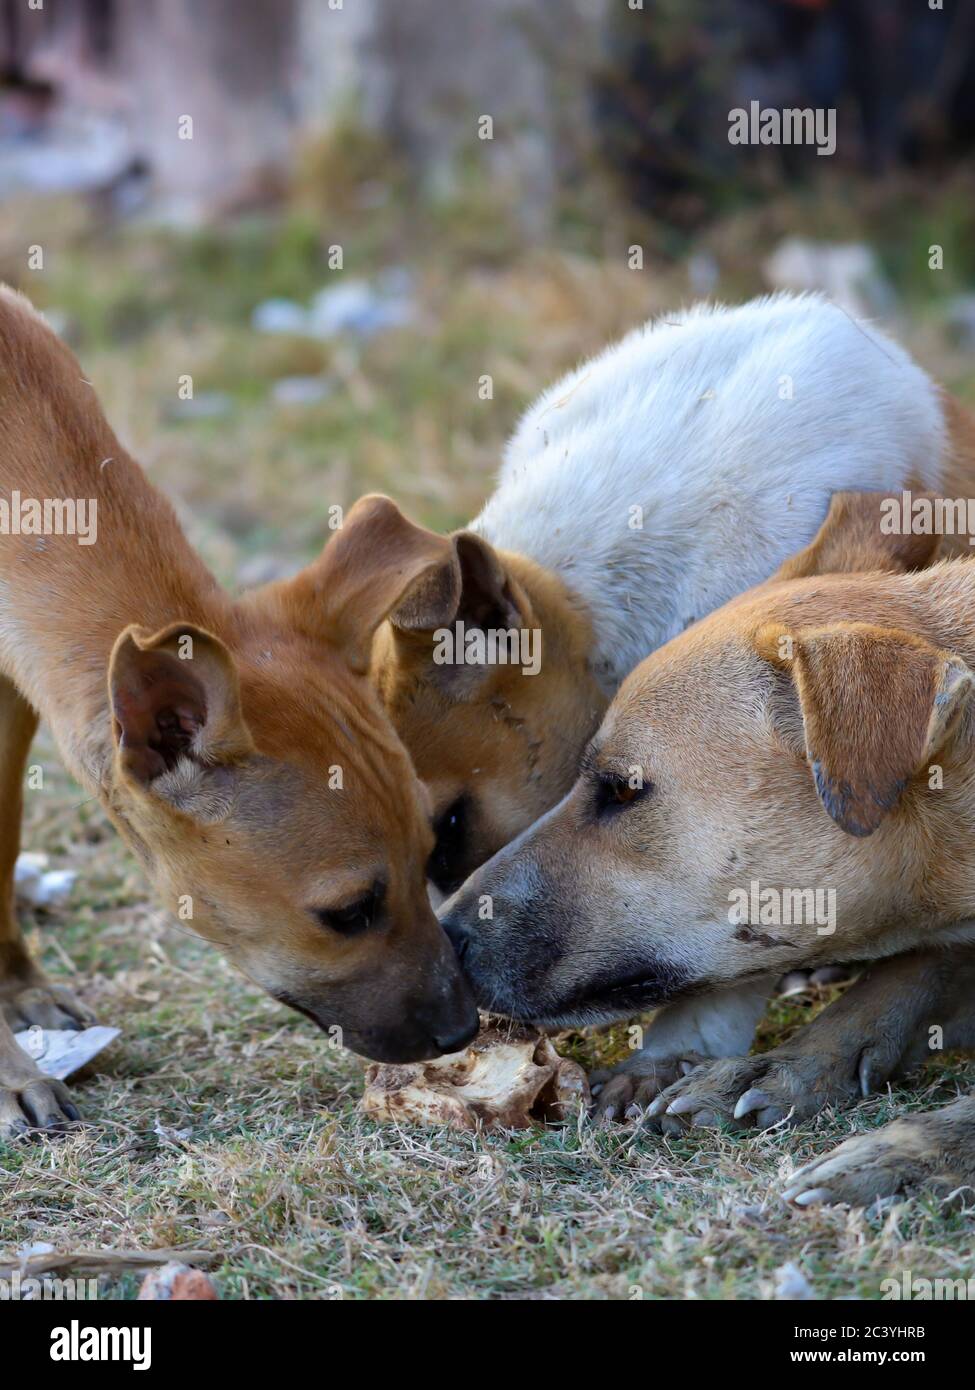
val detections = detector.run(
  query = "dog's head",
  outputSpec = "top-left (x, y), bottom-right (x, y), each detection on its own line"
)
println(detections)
top-left (440, 505), bottom-right (968, 1026)
top-left (106, 496), bottom-right (478, 1063)
top-left (365, 487), bottom-right (940, 894)
top-left (362, 508), bottom-right (606, 895)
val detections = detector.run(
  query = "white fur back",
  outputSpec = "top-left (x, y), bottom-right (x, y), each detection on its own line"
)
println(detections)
top-left (473, 293), bottom-right (946, 691)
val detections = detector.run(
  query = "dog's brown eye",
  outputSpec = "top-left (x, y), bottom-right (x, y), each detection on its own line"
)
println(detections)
top-left (613, 782), bottom-right (641, 804)
top-left (314, 882), bottom-right (385, 936)
top-left (597, 775), bottom-right (650, 815)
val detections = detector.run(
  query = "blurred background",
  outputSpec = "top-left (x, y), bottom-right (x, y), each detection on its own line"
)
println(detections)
top-left (1, 0), bottom-right (974, 584)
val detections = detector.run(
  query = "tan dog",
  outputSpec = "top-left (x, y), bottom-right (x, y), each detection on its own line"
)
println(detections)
top-left (358, 298), bottom-right (975, 895)
top-left (0, 289), bottom-right (478, 1140)
top-left (439, 503), bottom-right (975, 1206)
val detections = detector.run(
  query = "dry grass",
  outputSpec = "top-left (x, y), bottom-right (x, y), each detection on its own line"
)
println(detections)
top-left (0, 176), bottom-right (974, 1299)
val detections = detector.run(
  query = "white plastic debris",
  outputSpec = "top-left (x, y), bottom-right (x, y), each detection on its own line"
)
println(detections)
top-left (774, 1261), bottom-right (816, 1300)
top-left (14, 852), bottom-right (76, 909)
top-left (13, 852), bottom-right (44, 901)
top-left (251, 297), bottom-right (309, 335)
top-left (252, 270), bottom-right (415, 342)
top-left (307, 270), bottom-right (414, 339)
top-left (28, 870), bottom-right (77, 909)
top-left (15, 1026), bottom-right (119, 1081)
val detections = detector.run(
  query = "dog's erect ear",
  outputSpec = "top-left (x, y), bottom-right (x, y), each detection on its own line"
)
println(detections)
top-left (391, 530), bottom-right (526, 634)
top-left (757, 621), bottom-right (972, 836)
top-left (109, 623), bottom-right (254, 803)
top-left (266, 495), bottom-right (460, 674)
top-left (775, 492), bottom-right (943, 582)
top-left (389, 530), bottom-right (532, 696)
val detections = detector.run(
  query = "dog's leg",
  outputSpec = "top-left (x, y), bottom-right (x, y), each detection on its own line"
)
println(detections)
top-left (0, 678), bottom-right (92, 1032)
top-left (644, 949), bottom-right (975, 1133)
top-left (783, 1087), bottom-right (975, 1209)
top-left (0, 680), bottom-right (87, 1136)
top-left (590, 976), bottom-right (776, 1120)
top-left (783, 973), bottom-right (975, 1207)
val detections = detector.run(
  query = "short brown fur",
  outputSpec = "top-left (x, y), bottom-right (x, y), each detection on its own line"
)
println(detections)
top-left (0, 289), bottom-right (477, 1137)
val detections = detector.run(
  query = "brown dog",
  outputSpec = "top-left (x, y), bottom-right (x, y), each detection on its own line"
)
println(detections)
top-left (0, 288), bottom-right (477, 1140)
top-left (440, 503), bottom-right (975, 1206)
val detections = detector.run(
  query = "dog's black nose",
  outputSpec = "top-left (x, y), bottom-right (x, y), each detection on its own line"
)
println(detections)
top-left (441, 913), bottom-right (470, 963)
top-left (433, 1015), bottom-right (479, 1055)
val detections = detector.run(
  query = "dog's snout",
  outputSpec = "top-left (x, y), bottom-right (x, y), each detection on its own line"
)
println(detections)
top-left (433, 1016), bottom-right (479, 1055)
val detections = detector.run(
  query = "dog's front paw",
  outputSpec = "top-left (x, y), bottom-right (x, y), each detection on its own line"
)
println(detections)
top-left (644, 1046), bottom-right (860, 1135)
top-left (589, 1052), bottom-right (707, 1122)
top-left (0, 1052), bottom-right (81, 1141)
top-left (0, 978), bottom-right (94, 1032)
top-left (783, 1103), bottom-right (975, 1210)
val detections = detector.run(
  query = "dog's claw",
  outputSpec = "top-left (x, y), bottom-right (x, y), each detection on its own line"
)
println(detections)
top-left (589, 1053), bottom-right (710, 1123)
top-left (0, 1074), bottom-right (80, 1141)
top-left (858, 1052), bottom-right (874, 1099)
top-left (782, 1173), bottom-right (818, 1203)
top-left (734, 1086), bottom-right (771, 1120)
top-left (792, 1186), bottom-right (834, 1207)
top-left (666, 1094), bottom-right (699, 1115)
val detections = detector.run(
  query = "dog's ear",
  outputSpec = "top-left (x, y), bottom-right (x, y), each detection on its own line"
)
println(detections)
top-left (109, 623), bottom-right (254, 812)
top-left (392, 530), bottom-right (526, 634)
top-left (756, 621), bottom-right (972, 836)
top-left (255, 495), bottom-right (460, 674)
top-left (388, 531), bottom-right (532, 696)
top-left (248, 498), bottom-right (530, 685)
top-left (774, 492), bottom-right (943, 582)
